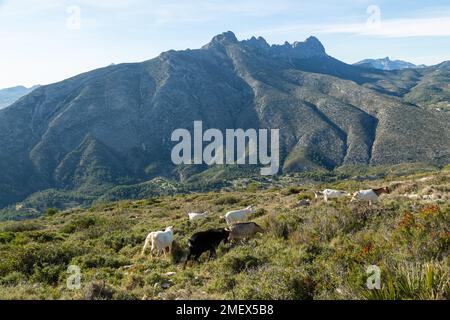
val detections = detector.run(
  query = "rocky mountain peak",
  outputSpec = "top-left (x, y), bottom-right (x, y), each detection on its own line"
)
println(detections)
top-left (204, 31), bottom-right (327, 59)
top-left (270, 36), bottom-right (327, 59)
top-left (245, 36), bottom-right (270, 50)
top-left (204, 31), bottom-right (238, 48)
top-left (291, 36), bottom-right (326, 56)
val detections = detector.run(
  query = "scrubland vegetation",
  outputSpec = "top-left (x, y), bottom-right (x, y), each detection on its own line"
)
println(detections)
top-left (0, 167), bottom-right (448, 300)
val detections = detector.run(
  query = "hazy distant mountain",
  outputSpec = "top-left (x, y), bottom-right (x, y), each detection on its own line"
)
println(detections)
top-left (354, 57), bottom-right (425, 71)
top-left (0, 31), bottom-right (449, 213)
top-left (0, 85), bottom-right (40, 109)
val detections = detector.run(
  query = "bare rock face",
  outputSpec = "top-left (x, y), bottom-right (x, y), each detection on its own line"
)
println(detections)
top-left (0, 31), bottom-right (449, 212)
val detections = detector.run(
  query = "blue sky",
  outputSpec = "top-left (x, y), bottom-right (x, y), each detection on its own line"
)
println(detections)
top-left (1, 0), bottom-right (450, 88)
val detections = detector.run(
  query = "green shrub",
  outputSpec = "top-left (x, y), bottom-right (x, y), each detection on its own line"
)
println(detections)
top-left (73, 216), bottom-right (98, 229)
top-left (230, 266), bottom-right (315, 300)
top-left (104, 233), bottom-right (142, 252)
top-left (214, 196), bottom-right (239, 205)
top-left (263, 213), bottom-right (298, 240)
top-left (61, 216), bottom-right (100, 234)
top-left (61, 223), bottom-right (76, 234)
top-left (246, 183), bottom-right (260, 192)
top-left (1, 221), bottom-right (43, 233)
top-left (281, 186), bottom-right (305, 196)
top-left (28, 231), bottom-right (65, 243)
top-left (287, 274), bottom-right (316, 300)
top-left (253, 208), bottom-right (268, 218)
top-left (7, 243), bottom-right (83, 284)
top-left (0, 271), bottom-right (24, 286)
top-left (222, 253), bottom-right (262, 274)
top-left (30, 264), bottom-right (65, 285)
top-left (77, 254), bottom-right (129, 269)
top-left (123, 273), bottom-right (145, 291)
top-left (44, 208), bottom-right (58, 216)
top-left (0, 232), bottom-right (14, 244)
top-left (84, 281), bottom-right (116, 300)
top-left (145, 271), bottom-right (166, 286)
top-left (297, 192), bottom-right (313, 201)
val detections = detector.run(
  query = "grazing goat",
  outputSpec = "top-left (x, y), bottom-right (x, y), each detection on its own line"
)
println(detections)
top-left (404, 193), bottom-right (441, 202)
top-left (351, 187), bottom-right (390, 205)
top-left (142, 226), bottom-right (174, 257)
top-left (187, 211), bottom-right (208, 222)
top-left (404, 193), bottom-right (421, 200)
top-left (221, 206), bottom-right (255, 226)
top-left (228, 222), bottom-right (265, 243)
top-left (184, 228), bottom-right (230, 268)
top-left (422, 194), bottom-right (441, 201)
top-left (319, 189), bottom-right (350, 202)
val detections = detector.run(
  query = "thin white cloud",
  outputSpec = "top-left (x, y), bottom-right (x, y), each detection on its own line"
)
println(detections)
top-left (252, 16), bottom-right (450, 39)
top-left (321, 17), bottom-right (450, 38)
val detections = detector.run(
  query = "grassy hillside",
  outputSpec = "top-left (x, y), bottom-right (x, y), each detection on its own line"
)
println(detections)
top-left (0, 168), bottom-right (448, 300)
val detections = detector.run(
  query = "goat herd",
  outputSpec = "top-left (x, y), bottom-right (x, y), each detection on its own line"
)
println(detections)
top-left (141, 206), bottom-right (263, 268)
top-left (316, 187), bottom-right (390, 205)
top-left (140, 187), bottom-right (392, 267)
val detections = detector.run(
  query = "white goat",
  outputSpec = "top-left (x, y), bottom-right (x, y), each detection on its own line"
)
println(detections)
top-left (422, 194), bottom-right (441, 201)
top-left (187, 211), bottom-right (209, 222)
top-left (221, 206), bottom-right (255, 226)
top-left (351, 187), bottom-right (390, 205)
top-left (404, 193), bottom-right (421, 200)
top-left (142, 226), bottom-right (174, 257)
top-left (321, 189), bottom-right (350, 202)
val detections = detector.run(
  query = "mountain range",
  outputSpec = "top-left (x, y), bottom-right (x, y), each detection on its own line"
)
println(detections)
top-left (354, 57), bottom-right (425, 71)
top-left (0, 85), bottom-right (40, 109)
top-left (0, 31), bottom-right (449, 216)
